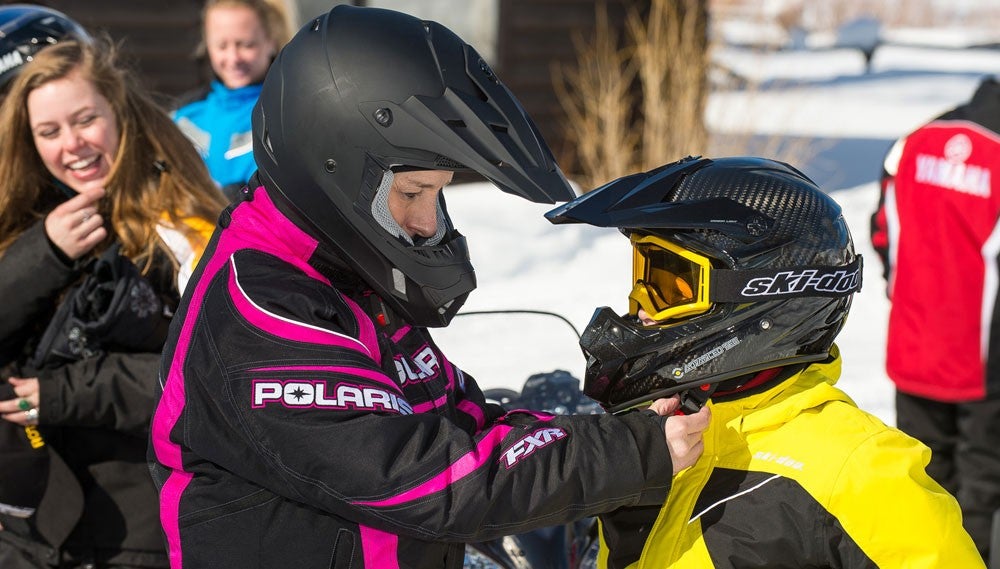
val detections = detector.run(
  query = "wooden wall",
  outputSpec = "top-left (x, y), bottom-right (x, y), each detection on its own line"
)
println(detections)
top-left (18, 0), bottom-right (207, 104)
top-left (497, 0), bottom-right (640, 167)
top-left (16, 0), bottom-right (643, 165)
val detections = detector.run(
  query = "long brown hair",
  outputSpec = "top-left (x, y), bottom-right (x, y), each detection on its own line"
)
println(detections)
top-left (0, 38), bottom-right (227, 272)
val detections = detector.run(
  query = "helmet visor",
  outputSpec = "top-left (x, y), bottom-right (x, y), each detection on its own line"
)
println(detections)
top-left (629, 234), bottom-right (711, 322)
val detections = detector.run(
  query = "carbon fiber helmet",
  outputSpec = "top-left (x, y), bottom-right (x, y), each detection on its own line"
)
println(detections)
top-left (546, 156), bottom-right (862, 412)
top-left (252, 5), bottom-right (574, 327)
top-left (0, 4), bottom-right (89, 90)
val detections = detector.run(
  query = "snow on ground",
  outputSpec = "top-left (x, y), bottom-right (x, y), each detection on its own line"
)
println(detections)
top-left (708, 45), bottom-right (997, 139)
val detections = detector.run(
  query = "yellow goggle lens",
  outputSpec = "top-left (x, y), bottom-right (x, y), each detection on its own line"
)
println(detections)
top-left (628, 234), bottom-right (712, 322)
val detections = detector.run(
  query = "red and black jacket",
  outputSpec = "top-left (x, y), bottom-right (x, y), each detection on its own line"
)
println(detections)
top-left (870, 77), bottom-right (1000, 401)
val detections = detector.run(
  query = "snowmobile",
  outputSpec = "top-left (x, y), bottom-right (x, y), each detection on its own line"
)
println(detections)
top-left (439, 310), bottom-right (603, 569)
top-left (464, 368), bottom-right (603, 569)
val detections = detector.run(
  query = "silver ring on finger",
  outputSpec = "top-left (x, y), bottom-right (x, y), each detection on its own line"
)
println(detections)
top-left (24, 407), bottom-right (39, 423)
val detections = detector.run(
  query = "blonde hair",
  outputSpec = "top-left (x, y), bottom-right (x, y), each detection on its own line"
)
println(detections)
top-left (0, 38), bottom-right (227, 273)
top-left (197, 0), bottom-right (291, 59)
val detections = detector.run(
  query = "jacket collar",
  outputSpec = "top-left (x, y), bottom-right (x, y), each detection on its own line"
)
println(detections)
top-left (710, 344), bottom-right (852, 433)
top-left (210, 79), bottom-right (264, 104)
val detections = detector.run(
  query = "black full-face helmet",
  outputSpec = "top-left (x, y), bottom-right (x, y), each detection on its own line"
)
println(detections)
top-left (0, 4), bottom-right (89, 91)
top-left (252, 5), bottom-right (575, 327)
top-left (546, 156), bottom-right (862, 413)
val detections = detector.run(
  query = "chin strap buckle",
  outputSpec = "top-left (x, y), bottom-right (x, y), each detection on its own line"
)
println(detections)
top-left (678, 383), bottom-right (716, 414)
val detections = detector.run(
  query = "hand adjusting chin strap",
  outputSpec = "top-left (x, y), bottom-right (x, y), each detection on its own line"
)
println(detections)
top-left (678, 383), bottom-right (716, 414)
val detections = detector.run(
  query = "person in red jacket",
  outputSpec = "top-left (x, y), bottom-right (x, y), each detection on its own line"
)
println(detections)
top-left (870, 75), bottom-right (1000, 561)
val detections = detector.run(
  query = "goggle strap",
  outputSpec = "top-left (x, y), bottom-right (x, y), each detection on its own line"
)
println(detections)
top-left (710, 256), bottom-right (863, 303)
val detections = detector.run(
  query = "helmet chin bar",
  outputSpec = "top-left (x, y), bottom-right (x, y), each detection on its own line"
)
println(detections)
top-left (602, 354), bottom-right (825, 415)
top-left (582, 305), bottom-right (831, 415)
top-left (606, 381), bottom-right (717, 416)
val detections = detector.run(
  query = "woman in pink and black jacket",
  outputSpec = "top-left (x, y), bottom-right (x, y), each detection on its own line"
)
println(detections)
top-left (149, 6), bottom-right (711, 569)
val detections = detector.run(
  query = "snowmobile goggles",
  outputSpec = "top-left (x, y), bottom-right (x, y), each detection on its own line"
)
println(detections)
top-left (629, 234), bottom-right (712, 322)
top-left (629, 233), bottom-right (864, 323)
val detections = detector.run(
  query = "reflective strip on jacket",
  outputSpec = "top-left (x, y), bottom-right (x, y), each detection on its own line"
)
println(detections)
top-left (597, 348), bottom-right (984, 568)
top-left (172, 80), bottom-right (260, 190)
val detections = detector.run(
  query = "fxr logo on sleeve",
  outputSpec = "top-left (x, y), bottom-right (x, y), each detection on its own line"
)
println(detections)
top-left (500, 427), bottom-right (568, 469)
top-left (252, 379), bottom-right (413, 414)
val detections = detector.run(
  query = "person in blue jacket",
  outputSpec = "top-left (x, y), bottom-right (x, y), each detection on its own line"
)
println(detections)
top-left (173, 0), bottom-right (289, 200)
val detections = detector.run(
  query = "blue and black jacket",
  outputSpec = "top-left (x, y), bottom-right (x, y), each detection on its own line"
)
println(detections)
top-left (173, 80), bottom-right (260, 200)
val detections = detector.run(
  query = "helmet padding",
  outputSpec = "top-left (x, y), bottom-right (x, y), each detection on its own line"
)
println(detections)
top-left (370, 170), bottom-right (448, 247)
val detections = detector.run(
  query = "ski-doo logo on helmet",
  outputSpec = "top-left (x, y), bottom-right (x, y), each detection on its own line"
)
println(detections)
top-left (501, 427), bottom-right (567, 469)
top-left (741, 267), bottom-right (860, 297)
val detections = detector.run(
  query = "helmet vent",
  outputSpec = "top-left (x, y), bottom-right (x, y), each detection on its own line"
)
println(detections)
top-left (490, 123), bottom-right (508, 133)
top-left (477, 86), bottom-right (489, 102)
top-left (445, 119), bottom-right (466, 128)
top-left (435, 156), bottom-right (465, 169)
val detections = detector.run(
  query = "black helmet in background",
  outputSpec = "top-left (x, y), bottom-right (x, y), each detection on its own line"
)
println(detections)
top-left (547, 156), bottom-right (862, 413)
top-left (0, 4), bottom-right (89, 91)
top-left (252, 5), bottom-right (575, 327)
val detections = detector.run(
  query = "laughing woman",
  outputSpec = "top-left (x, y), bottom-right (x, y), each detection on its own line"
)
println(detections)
top-left (0, 37), bottom-right (226, 569)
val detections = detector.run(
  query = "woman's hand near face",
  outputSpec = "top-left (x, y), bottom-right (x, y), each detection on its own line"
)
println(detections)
top-left (44, 187), bottom-right (106, 260)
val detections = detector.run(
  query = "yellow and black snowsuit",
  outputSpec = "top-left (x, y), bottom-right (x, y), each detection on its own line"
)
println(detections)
top-left (597, 346), bottom-right (984, 568)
